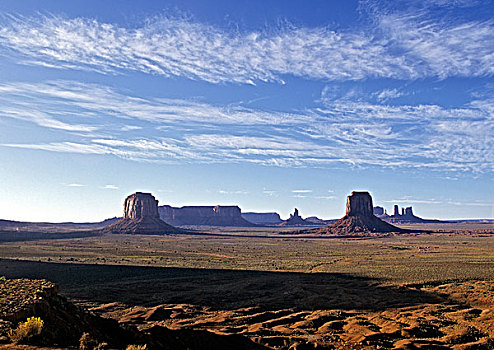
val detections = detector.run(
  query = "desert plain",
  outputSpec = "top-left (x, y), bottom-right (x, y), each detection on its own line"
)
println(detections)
top-left (1, 222), bottom-right (494, 349)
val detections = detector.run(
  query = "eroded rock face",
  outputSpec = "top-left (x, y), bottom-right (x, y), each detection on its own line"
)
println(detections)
top-left (103, 192), bottom-right (182, 234)
top-left (123, 192), bottom-right (160, 219)
top-left (158, 205), bottom-right (255, 226)
top-left (279, 208), bottom-right (313, 226)
top-left (373, 206), bottom-right (385, 216)
top-left (309, 191), bottom-right (405, 235)
top-left (241, 212), bottom-right (283, 224)
top-left (291, 208), bottom-right (301, 219)
top-left (346, 192), bottom-right (373, 217)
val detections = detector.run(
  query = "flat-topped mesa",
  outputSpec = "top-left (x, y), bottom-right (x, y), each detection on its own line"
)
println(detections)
top-left (103, 192), bottom-right (182, 234)
top-left (158, 205), bottom-right (255, 226)
top-left (124, 192), bottom-right (160, 219)
top-left (242, 212), bottom-right (283, 225)
top-left (346, 191), bottom-right (373, 217)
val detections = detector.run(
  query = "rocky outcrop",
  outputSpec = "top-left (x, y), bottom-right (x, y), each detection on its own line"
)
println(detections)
top-left (241, 212), bottom-right (283, 225)
top-left (394, 205), bottom-right (400, 216)
top-left (0, 278), bottom-right (266, 349)
top-left (159, 205), bottom-right (255, 227)
top-left (103, 192), bottom-right (182, 234)
top-left (312, 192), bottom-right (405, 235)
top-left (346, 192), bottom-right (373, 216)
top-left (0, 278), bottom-right (137, 347)
top-left (374, 205), bottom-right (440, 224)
top-left (304, 216), bottom-right (336, 225)
top-left (123, 192), bottom-right (160, 220)
top-left (373, 206), bottom-right (385, 216)
top-left (279, 208), bottom-right (314, 226)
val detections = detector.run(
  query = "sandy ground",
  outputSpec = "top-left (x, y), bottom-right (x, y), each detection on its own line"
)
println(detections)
top-left (0, 224), bottom-right (494, 349)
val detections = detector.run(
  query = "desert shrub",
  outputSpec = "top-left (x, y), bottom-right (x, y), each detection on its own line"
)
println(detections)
top-left (8, 316), bottom-right (44, 344)
top-left (80, 332), bottom-right (98, 350)
top-left (79, 333), bottom-right (107, 350)
top-left (126, 345), bottom-right (147, 350)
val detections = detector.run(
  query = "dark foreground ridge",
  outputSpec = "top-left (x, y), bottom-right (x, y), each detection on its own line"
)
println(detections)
top-left (103, 192), bottom-right (183, 235)
top-left (2, 260), bottom-right (494, 349)
top-left (0, 277), bottom-right (265, 349)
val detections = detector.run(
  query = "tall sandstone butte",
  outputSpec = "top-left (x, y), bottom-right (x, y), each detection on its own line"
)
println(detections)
top-left (316, 191), bottom-right (404, 235)
top-left (345, 191), bottom-right (374, 217)
top-left (104, 192), bottom-right (182, 234)
top-left (124, 192), bottom-right (160, 219)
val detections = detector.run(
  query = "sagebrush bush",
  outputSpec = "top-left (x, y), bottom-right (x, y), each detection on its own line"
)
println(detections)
top-left (126, 345), bottom-right (147, 350)
top-left (8, 316), bottom-right (44, 343)
top-left (79, 332), bottom-right (97, 350)
top-left (79, 332), bottom-right (107, 350)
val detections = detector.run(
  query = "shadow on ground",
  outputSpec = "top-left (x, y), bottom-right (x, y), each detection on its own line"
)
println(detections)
top-left (0, 259), bottom-right (444, 311)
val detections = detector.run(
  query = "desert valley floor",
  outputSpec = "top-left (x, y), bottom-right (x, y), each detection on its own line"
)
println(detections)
top-left (1, 223), bottom-right (494, 349)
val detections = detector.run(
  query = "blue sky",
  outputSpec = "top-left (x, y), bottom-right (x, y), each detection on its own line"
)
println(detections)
top-left (0, 0), bottom-right (493, 222)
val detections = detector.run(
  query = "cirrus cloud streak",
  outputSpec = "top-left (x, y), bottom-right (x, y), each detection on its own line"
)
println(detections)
top-left (0, 80), bottom-right (492, 173)
top-left (0, 10), bottom-right (494, 84)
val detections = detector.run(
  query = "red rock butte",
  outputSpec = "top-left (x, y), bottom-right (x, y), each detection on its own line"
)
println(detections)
top-left (317, 191), bottom-right (405, 235)
top-left (103, 192), bottom-right (182, 234)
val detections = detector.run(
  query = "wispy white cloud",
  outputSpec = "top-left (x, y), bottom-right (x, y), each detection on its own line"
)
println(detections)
top-left (0, 81), bottom-right (310, 127)
top-left (0, 80), bottom-right (492, 173)
top-left (376, 88), bottom-right (404, 101)
top-left (0, 15), bottom-right (387, 83)
top-left (313, 97), bottom-right (494, 172)
top-left (424, 0), bottom-right (485, 8)
top-left (5, 142), bottom-right (111, 155)
top-left (262, 189), bottom-right (277, 196)
top-left (0, 11), bottom-right (493, 83)
top-left (103, 184), bottom-right (118, 190)
top-left (66, 183), bottom-right (84, 187)
top-left (378, 15), bottom-right (494, 79)
top-left (384, 199), bottom-right (442, 204)
top-left (447, 201), bottom-right (493, 207)
top-left (0, 107), bottom-right (98, 132)
top-left (120, 125), bottom-right (142, 131)
top-left (218, 190), bottom-right (249, 195)
top-left (292, 190), bottom-right (312, 193)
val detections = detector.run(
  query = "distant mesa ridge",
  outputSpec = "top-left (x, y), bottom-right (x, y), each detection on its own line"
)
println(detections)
top-left (243, 211), bottom-right (331, 226)
top-left (374, 205), bottom-right (440, 224)
top-left (241, 212), bottom-right (283, 224)
top-left (159, 205), bottom-right (255, 226)
top-left (103, 192), bottom-right (182, 234)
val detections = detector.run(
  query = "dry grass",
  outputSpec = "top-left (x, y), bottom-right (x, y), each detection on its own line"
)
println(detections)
top-left (0, 224), bottom-right (493, 284)
top-left (125, 345), bottom-right (147, 350)
top-left (1, 223), bottom-right (494, 349)
top-left (8, 317), bottom-right (43, 344)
